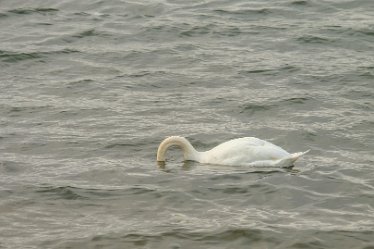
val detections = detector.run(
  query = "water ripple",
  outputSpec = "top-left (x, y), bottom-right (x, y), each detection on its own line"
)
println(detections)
top-left (0, 0), bottom-right (373, 248)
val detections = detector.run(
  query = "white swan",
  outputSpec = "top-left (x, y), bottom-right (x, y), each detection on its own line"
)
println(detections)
top-left (157, 136), bottom-right (309, 167)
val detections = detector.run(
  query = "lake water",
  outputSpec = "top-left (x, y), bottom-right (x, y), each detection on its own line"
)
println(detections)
top-left (0, 0), bottom-right (373, 248)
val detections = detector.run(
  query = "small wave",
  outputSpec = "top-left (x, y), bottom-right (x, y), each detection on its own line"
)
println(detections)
top-left (103, 140), bottom-right (150, 152)
top-left (179, 24), bottom-right (216, 37)
top-left (35, 184), bottom-right (162, 201)
top-left (290, 0), bottom-right (309, 5)
top-left (0, 12), bottom-right (8, 18)
top-left (0, 49), bottom-right (78, 63)
top-left (36, 186), bottom-right (88, 200)
top-left (4, 105), bottom-right (52, 116)
top-left (178, 24), bottom-right (243, 38)
top-left (195, 228), bottom-right (266, 242)
top-left (354, 28), bottom-right (374, 37)
top-left (297, 35), bottom-right (335, 44)
top-left (239, 103), bottom-right (272, 115)
top-left (239, 65), bottom-right (299, 76)
top-left (323, 25), bottom-right (374, 39)
top-left (0, 161), bottom-right (24, 174)
top-left (238, 96), bottom-right (311, 115)
top-left (104, 143), bottom-right (136, 149)
top-left (72, 29), bottom-right (111, 39)
top-left (0, 50), bottom-right (42, 63)
top-left (214, 8), bottom-right (272, 16)
top-left (282, 97), bottom-right (309, 104)
top-left (89, 227), bottom-right (266, 244)
top-left (55, 227), bottom-right (374, 249)
top-left (7, 8), bottom-right (58, 15)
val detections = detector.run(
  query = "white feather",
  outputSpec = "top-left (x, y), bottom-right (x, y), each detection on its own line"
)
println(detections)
top-left (157, 136), bottom-right (309, 167)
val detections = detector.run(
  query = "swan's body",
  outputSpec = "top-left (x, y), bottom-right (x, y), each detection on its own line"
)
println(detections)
top-left (157, 136), bottom-right (309, 167)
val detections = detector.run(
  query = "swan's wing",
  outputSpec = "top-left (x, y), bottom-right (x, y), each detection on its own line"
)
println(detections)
top-left (203, 137), bottom-right (290, 165)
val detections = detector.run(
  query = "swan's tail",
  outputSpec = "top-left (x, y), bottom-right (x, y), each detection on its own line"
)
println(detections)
top-left (276, 150), bottom-right (310, 167)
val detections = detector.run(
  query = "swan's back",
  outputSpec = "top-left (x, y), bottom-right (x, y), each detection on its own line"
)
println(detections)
top-left (201, 137), bottom-right (290, 166)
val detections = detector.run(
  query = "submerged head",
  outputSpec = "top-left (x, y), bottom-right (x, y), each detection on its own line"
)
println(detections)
top-left (156, 136), bottom-right (199, 162)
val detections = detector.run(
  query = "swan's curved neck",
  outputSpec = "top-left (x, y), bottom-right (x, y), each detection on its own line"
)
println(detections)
top-left (157, 136), bottom-right (201, 162)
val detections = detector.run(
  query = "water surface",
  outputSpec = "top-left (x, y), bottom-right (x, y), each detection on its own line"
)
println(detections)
top-left (0, 0), bottom-right (374, 248)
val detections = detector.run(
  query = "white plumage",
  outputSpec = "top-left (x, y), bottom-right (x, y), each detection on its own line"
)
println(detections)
top-left (157, 136), bottom-right (309, 167)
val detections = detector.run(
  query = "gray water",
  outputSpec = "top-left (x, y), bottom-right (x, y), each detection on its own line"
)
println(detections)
top-left (1, 0), bottom-right (374, 248)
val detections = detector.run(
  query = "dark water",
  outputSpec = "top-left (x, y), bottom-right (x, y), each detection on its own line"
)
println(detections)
top-left (1, 0), bottom-right (374, 248)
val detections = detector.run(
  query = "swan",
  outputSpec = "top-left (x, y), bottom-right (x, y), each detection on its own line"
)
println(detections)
top-left (157, 136), bottom-right (309, 167)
